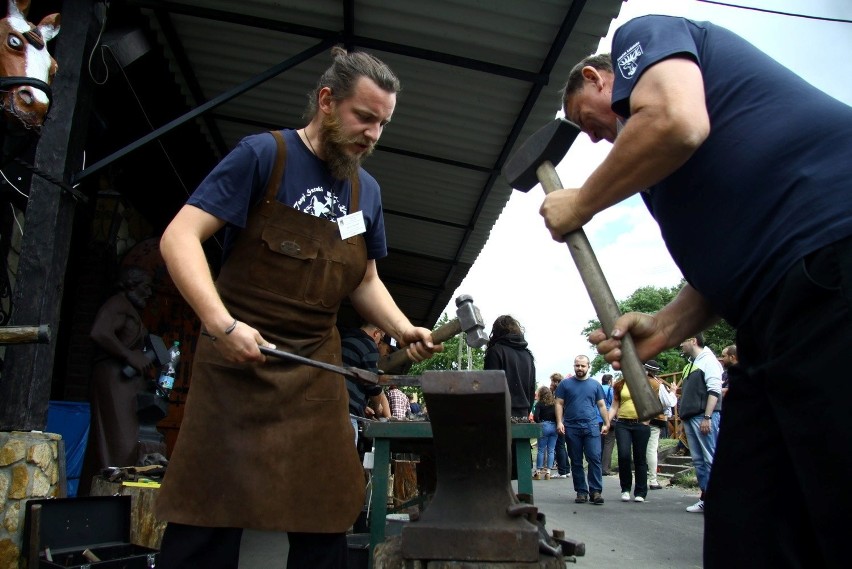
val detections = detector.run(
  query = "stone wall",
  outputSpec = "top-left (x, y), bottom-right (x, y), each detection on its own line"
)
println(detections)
top-left (0, 431), bottom-right (61, 569)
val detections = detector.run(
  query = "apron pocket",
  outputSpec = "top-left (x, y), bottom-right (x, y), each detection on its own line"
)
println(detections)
top-left (305, 236), bottom-right (367, 308)
top-left (251, 225), bottom-right (320, 300)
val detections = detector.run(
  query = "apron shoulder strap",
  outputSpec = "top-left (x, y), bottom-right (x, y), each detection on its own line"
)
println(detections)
top-left (264, 131), bottom-right (288, 204)
top-left (349, 172), bottom-right (361, 212)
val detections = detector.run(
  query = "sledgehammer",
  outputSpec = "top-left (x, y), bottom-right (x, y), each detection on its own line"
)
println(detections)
top-left (502, 118), bottom-right (662, 420)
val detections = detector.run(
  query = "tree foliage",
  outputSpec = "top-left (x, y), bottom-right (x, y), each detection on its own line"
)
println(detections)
top-left (581, 280), bottom-right (736, 377)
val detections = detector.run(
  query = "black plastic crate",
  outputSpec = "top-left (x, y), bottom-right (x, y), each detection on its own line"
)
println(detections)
top-left (23, 495), bottom-right (158, 568)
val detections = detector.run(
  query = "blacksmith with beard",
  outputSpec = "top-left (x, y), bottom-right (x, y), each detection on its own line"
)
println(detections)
top-left (484, 315), bottom-right (536, 420)
top-left (156, 47), bottom-right (440, 569)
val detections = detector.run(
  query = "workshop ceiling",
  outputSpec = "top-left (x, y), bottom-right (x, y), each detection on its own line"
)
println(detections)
top-left (103, 0), bottom-right (623, 327)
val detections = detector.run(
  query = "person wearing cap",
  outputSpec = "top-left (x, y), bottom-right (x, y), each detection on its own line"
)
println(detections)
top-left (643, 359), bottom-right (668, 490)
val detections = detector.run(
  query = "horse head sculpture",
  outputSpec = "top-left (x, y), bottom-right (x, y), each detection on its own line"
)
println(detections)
top-left (0, 0), bottom-right (60, 132)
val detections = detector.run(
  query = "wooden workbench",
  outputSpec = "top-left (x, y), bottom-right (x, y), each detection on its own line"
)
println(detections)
top-left (362, 421), bottom-right (540, 567)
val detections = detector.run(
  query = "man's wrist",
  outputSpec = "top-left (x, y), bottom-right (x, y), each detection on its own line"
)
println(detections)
top-left (702, 414), bottom-right (711, 420)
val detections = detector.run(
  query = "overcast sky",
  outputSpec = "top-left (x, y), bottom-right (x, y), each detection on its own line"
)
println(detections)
top-left (442, 0), bottom-right (852, 386)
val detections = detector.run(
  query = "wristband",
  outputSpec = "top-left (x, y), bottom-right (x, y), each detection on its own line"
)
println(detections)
top-left (702, 415), bottom-right (711, 420)
top-left (224, 319), bottom-right (238, 335)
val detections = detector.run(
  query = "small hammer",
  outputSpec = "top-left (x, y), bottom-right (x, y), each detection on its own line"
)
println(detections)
top-left (378, 294), bottom-right (488, 373)
top-left (502, 118), bottom-right (663, 420)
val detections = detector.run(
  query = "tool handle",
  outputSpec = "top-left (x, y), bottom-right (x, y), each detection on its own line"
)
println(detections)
top-left (378, 318), bottom-right (462, 373)
top-left (258, 345), bottom-right (377, 384)
top-left (0, 324), bottom-right (50, 345)
top-left (537, 161), bottom-right (663, 420)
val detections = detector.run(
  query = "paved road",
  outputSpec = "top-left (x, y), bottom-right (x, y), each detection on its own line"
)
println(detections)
top-left (239, 473), bottom-right (705, 568)
top-left (530, 474), bottom-right (704, 568)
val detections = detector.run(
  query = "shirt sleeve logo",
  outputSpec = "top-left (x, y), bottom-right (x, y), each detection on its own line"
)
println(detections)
top-left (617, 41), bottom-right (644, 80)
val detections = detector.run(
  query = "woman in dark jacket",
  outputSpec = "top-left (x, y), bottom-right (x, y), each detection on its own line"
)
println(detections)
top-left (484, 315), bottom-right (536, 419)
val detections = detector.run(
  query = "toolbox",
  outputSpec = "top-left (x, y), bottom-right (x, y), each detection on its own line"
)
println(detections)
top-left (23, 495), bottom-right (159, 568)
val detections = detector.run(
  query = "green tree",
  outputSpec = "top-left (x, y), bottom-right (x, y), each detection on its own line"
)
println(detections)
top-left (581, 280), bottom-right (735, 377)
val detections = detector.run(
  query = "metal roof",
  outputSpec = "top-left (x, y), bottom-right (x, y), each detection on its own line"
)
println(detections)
top-left (99, 0), bottom-right (622, 327)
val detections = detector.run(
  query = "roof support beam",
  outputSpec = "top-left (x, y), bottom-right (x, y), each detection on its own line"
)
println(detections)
top-left (153, 7), bottom-right (228, 157)
top-left (74, 38), bottom-right (337, 183)
top-left (426, 0), bottom-right (589, 321)
top-left (126, 0), bottom-right (544, 83)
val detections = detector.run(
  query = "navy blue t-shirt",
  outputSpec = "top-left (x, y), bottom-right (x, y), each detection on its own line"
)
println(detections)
top-left (611, 16), bottom-right (852, 325)
top-left (554, 377), bottom-right (605, 427)
top-left (187, 129), bottom-right (387, 262)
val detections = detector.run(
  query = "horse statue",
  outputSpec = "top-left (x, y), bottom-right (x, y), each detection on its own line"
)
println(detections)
top-left (0, 0), bottom-right (60, 162)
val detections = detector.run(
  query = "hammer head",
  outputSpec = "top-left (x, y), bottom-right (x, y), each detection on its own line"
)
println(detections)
top-left (502, 118), bottom-right (581, 192)
top-left (455, 294), bottom-right (489, 348)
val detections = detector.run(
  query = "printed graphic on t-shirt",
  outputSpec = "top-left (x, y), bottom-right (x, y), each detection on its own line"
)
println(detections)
top-left (617, 41), bottom-right (643, 79)
top-left (292, 185), bottom-right (348, 220)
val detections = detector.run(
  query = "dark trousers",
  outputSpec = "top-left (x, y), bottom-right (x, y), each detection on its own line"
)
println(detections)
top-left (601, 423), bottom-right (616, 474)
top-left (705, 237), bottom-right (852, 569)
top-left (614, 420), bottom-right (650, 498)
top-left (158, 523), bottom-right (348, 569)
top-left (554, 431), bottom-right (569, 475)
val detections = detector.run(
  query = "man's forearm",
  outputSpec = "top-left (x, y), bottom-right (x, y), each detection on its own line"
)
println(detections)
top-left (349, 261), bottom-right (412, 343)
top-left (161, 205), bottom-right (231, 333)
top-left (576, 59), bottom-right (709, 223)
top-left (654, 285), bottom-right (720, 350)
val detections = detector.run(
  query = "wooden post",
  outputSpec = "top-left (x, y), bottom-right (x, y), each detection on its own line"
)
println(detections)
top-left (0, 0), bottom-right (98, 430)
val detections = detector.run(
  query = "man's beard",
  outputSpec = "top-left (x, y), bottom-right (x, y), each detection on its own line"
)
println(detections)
top-left (575, 370), bottom-right (587, 379)
top-left (319, 110), bottom-right (374, 180)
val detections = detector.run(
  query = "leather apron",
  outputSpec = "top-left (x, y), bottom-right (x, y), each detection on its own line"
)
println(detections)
top-left (156, 131), bottom-right (368, 533)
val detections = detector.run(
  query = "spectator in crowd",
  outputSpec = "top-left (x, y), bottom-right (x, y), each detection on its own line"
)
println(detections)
top-left (679, 334), bottom-right (723, 513)
top-left (408, 393), bottom-right (422, 415)
top-left (533, 385), bottom-right (558, 480)
top-left (600, 373), bottom-right (616, 476)
top-left (608, 366), bottom-right (654, 503)
top-left (484, 315), bottom-right (536, 420)
top-left (550, 372), bottom-right (570, 478)
top-left (340, 322), bottom-right (391, 447)
top-left (644, 360), bottom-right (668, 490)
top-left (386, 384), bottom-right (409, 419)
top-left (718, 345), bottom-right (737, 398)
top-left (555, 355), bottom-right (609, 505)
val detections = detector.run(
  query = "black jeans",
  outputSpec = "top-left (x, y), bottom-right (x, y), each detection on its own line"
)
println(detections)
top-left (555, 431), bottom-right (570, 475)
top-left (614, 420), bottom-right (650, 498)
top-left (705, 236), bottom-right (852, 569)
top-left (158, 524), bottom-right (348, 569)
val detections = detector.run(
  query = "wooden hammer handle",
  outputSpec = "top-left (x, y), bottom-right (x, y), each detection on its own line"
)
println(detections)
top-left (537, 161), bottom-right (663, 420)
top-left (378, 318), bottom-right (462, 373)
top-left (0, 325), bottom-right (50, 345)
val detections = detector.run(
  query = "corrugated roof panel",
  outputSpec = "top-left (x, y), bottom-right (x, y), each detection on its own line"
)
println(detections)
top-left (140, 0), bottom-right (623, 325)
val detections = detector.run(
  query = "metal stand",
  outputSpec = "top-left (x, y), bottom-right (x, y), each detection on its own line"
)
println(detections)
top-left (401, 371), bottom-right (539, 563)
